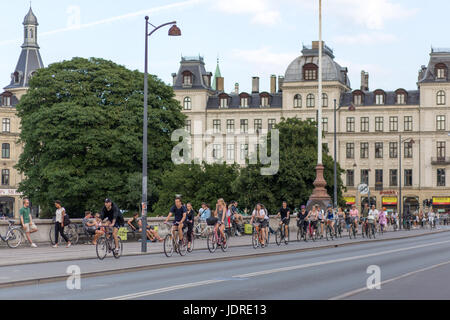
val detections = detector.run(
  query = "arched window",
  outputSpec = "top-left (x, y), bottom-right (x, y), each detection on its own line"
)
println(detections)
top-left (435, 63), bottom-right (447, 80)
top-left (260, 92), bottom-right (271, 107)
top-left (322, 93), bottom-right (328, 108)
top-left (395, 89), bottom-right (407, 105)
top-left (353, 90), bottom-right (364, 105)
top-left (306, 94), bottom-right (315, 108)
top-left (218, 93), bottom-right (229, 108)
top-left (293, 94), bottom-right (302, 108)
top-left (239, 93), bottom-right (250, 108)
top-left (374, 89), bottom-right (386, 105)
top-left (183, 97), bottom-right (191, 110)
top-left (182, 71), bottom-right (193, 86)
top-left (303, 63), bottom-right (318, 81)
top-left (437, 90), bottom-right (446, 105)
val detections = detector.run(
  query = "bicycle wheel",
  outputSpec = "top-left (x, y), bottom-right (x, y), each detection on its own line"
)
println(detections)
top-left (221, 232), bottom-right (229, 252)
top-left (49, 226), bottom-right (56, 245)
top-left (66, 225), bottom-right (79, 245)
top-left (6, 228), bottom-right (24, 248)
top-left (275, 228), bottom-right (282, 246)
top-left (113, 236), bottom-right (123, 259)
top-left (207, 232), bottom-right (217, 253)
top-left (297, 228), bottom-right (301, 241)
top-left (252, 229), bottom-right (259, 249)
top-left (178, 234), bottom-right (188, 256)
top-left (96, 237), bottom-right (108, 260)
top-left (163, 234), bottom-right (174, 257)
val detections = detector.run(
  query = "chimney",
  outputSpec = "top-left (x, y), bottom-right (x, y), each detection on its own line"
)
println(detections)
top-left (270, 75), bottom-right (277, 94)
top-left (278, 76), bottom-right (284, 92)
top-left (360, 70), bottom-right (369, 91)
top-left (171, 73), bottom-right (177, 86)
top-left (216, 77), bottom-right (224, 92)
top-left (252, 76), bottom-right (260, 93)
top-left (234, 83), bottom-right (239, 94)
top-left (418, 65), bottom-right (427, 81)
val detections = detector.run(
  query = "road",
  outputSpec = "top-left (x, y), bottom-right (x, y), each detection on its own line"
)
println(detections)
top-left (1, 230), bottom-right (450, 300)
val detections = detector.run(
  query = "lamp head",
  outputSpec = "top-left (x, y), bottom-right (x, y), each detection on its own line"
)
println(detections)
top-left (168, 24), bottom-right (181, 36)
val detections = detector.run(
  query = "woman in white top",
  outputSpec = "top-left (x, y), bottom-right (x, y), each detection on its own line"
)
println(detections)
top-left (250, 203), bottom-right (268, 247)
top-left (53, 200), bottom-right (71, 248)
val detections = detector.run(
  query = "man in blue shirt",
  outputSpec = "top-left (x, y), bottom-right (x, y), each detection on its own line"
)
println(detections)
top-left (197, 203), bottom-right (211, 222)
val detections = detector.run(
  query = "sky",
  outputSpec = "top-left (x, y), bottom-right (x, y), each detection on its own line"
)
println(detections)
top-left (1, 0), bottom-right (449, 93)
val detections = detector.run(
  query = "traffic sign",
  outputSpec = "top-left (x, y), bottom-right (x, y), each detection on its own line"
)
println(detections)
top-left (358, 183), bottom-right (369, 195)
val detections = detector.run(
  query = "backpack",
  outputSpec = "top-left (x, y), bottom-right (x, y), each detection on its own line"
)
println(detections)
top-left (63, 212), bottom-right (71, 226)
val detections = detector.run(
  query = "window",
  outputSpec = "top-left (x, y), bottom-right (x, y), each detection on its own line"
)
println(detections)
top-left (353, 92), bottom-right (363, 105)
top-left (1, 169), bottom-right (9, 186)
top-left (213, 120), bottom-right (221, 134)
top-left (404, 116), bottom-right (413, 131)
top-left (227, 120), bottom-right (235, 133)
top-left (254, 119), bottom-right (262, 133)
top-left (182, 71), bottom-right (192, 86)
top-left (375, 92), bottom-right (385, 105)
top-left (2, 118), bottom-right (10, 133)
top-left (437, 169), bottom-right (446, 187)
top-left (389, 169), bottom-right (398, 187)
top-left (437, 90), bottom-right (446, 105)
top-left (261, 96), bottom-right (270, 107)
top-left (375, 169), bottom-right (383, 190)
top-left (185, 120), bottom-right (191, 133)
top-left (437, 115), bottom-right (446, 131)
top-left (1, 94), bottom-right (11, 107)
top-left (375, 117), bottom-right (384, 132)
top-left (360, 142), bottom-right (369, 159)
top-left (306, 94), bottom-right (315, 108)
top-left (346, 170), bottom-right (354, 187)
top-left (322, 93), bottom-right (328, 108)
top-left (404, 169), bottom-right (413, 187)
top-left (436, 63), bottom-right (447, 80)
top-left (240, 144), bottom-right (248, 160)
top-left (389, 116), bottom-right (398, 132)
top-left (360, 117), bottom-right (369, 132)
top-left (375, 142), bottom-right (383, 158)
top-left (183, 97), bottom-right (191, 110)
top-left (361, 169), bottom-right (369, 185)
top-left (389, 142), bottom-right (398, 159)
top-left (212, 144), bottom-right (221, 159)
top-left (241, 97), bottom-right (249, 107)
top-left (396, 93), bottom-right (406, 105)
top-left (293, 94), bottom-right (302, 108)
top-left (346, 143), bottom-right (354, 159)
top-left (240, 119), bottom-right (248, 133)
top-left (303, 63), bottom-right (318, 80)
top-left (220, 97), bottom-right (228, 108)
top-left (227, 144), bottom-right (235, 161)
top-left (1, 144), bottom-right (10, 159)
top-left (322, 118), bottom-right (328, 133)
top-left (404, 141), bottom-right (413, 158)
top-left (346, 117), bottom-right (355, 132)
top-left (437, 141), bottom-right (446, 160)
top-left (268, 119), bottom-right (276, 132)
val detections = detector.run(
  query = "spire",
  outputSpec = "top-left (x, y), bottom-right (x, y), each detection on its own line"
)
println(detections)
top-left (22, 6), bottom-right (39, 49)
top-left (212, 57), bottom-right (222, 91)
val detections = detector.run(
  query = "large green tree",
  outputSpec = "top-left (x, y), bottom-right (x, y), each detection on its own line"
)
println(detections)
top-left (233, 118), bottom-right (346, 214)
top-left (16, 57), bottom-right (185, 217)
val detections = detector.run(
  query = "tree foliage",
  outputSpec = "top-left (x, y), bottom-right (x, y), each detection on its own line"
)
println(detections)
top-left (16, 57), bottom-right (185, 217)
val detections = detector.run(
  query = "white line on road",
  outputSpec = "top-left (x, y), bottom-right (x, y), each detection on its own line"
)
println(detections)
top-left (329, 259), bottom-right (450, 300)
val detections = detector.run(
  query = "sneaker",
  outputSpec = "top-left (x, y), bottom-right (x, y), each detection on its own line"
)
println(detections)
top-left (31, 243), bottom-right (37, 248)
top-left (52, 244), bottom-right (58, 248)
top-left (66, 242), bottom-right (72, 248)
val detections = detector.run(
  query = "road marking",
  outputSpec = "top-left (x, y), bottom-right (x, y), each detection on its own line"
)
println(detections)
top-left (233, 239), bottom-right (450, 278)
top-left (329, 259), bottom-right (450, 300)
top-left (103, 279), bottom-right (226, 300)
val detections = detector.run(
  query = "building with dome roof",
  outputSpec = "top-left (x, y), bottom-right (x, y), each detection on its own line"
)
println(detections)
top-left (173, 41), bottom-right (450, 214)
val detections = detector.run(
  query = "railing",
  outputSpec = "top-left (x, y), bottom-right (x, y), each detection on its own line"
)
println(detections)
top-left (182, 55), bottom-right (203, 62)
top-left (431, 48), bottom-right (450, 53)
top-left (431, 157), bottom-right (450, 165)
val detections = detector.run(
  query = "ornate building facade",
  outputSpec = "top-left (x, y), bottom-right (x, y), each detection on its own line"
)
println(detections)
top-left (172, 41), bottom-right (450, 214)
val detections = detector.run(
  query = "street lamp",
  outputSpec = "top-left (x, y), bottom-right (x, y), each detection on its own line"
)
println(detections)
top-left (333, 99), bottom-right (343, 209)
top-left (398, 135), bottom-right (415, 230)
top-left (142, 17), bottom-right (181, 253)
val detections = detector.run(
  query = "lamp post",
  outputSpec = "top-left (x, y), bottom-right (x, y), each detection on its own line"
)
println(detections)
top-left (142, 17), bottom-right (181, 253)
top-left (398, 135), bottom-right (415, 230)
top-left (333, 99), bottom-right (342, 209)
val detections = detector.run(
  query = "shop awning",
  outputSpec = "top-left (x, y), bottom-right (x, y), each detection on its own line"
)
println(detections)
top-left (382, 196), bottom-right (398, 205)
top-left (433, 197), bottom-right (450, 205)
top-left (344, 197), bottom-right (355, 205)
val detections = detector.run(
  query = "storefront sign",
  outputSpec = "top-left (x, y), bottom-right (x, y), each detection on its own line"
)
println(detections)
top-left (344, 197), bottom-right (355, 205)
top-left (433, 197), bottom-right (450, 205)
top-left (0, 189), bottom-right (22, 196)
top-left (382, 197), bottom-right (398, 205)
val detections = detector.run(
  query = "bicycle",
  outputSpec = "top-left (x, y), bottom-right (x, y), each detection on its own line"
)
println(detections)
top-left (325, 220), bottom-right (334, 241)
top-left (275, 219), bottom-right (290, 246)
top-left (207, 224), bottom-right (228, 253)
top-left (297, 220), bottom-right (308, 242)
top-left (252, 223), bottom-right (268, 248)
top-left (334, 218), bottom-right (344, 239)
top-left (361, 218), bottom-right (369, 239)
top-left (368, 221), bottom-right (376, 239)
top-left (96, 227), bottom-right (123, 260)
top-left (348, 218), bottom-right (357, 239)
top-left (307, 220), bottom-right (318, 242)
top-left (0, 220), bottom-right (24, 248)
top-left (49, 218), bottom-right (79, 245)
top-left (163, 222), bottom-right (188, 257)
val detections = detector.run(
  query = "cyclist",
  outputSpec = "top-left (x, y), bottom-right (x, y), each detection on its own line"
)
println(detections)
top-left (367, 206), bottom-right (377, 234)
top-left (296, 205), bottom-right (309, 238)
top-left (336, 207), bottom-right (346, 234)
top-left (213, 198), bottom-right (227, 245)
top-left (306, 205), bottom-right (319, 238)
top-left (164, 197), bottom-right (187, 246)
top-left (250, 203), bottom-right (268, 247)
top-left (360, 203), bottom-right (369, 236)
top-left (100, 199), bottom-right (125, 254)
top-left (276, 201), bottom-right (290, 244)
top-left (368, 204), bottom-right (379, 233)
top-left (317, 205), bottom-right (325, 238)
top-left (349, 204), bottom-right (360, 234)
top-left (325, 205), bottom-right (335, 236)
top-left (230, 201), bottom-right (244, 236)
top-left (379, 207), bottom-right (387, 233)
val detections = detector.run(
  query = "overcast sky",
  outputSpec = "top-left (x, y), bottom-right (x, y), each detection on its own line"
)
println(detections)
top-left (1, 0), bottom-right (448, 93)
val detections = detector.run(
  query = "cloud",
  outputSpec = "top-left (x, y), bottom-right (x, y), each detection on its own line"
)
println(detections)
top-left (333, 32), bottom-right (397, 45)
top-left (231, 47), bottom-right (297, 72)
top-left (214, 0), bottom-right (281, 26)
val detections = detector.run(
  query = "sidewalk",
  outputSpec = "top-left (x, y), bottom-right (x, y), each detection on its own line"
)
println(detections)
top-left (0, 226), bottom-right (448, 267)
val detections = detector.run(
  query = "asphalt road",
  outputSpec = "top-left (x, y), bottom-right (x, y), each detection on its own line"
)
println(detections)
top-left (1, 230), bottom-right (450, 300)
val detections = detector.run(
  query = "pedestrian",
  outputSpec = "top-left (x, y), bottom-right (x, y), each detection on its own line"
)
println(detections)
top-left (53, 200), bottom-right (72, 248)
top-left (379, 207), bottom-right (387, 233)
top-left (20, 199), bottom-right (38, 248)
top-left (185, 202), bottom-right (195, 250)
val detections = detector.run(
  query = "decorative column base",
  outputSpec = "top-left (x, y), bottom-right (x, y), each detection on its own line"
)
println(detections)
top-left (307, 164), bottom-right (331, 211)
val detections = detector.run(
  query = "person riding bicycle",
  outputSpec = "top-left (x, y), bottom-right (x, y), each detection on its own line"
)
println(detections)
top-left (296, 205), bottom-right (309, 237)
top-left (100, 199), bottom-right (125, 254)
top-left (250, 203), bottom-right (268, 247)
top-left (367, 204), bottom-right (378, 234)
top-left (378, 207), bottom-right (387, 232)
top-left (276, 201), bottom-right (290, 244)
top-left (349, 204), bottom-right (359, 233)
top-left (367, 206), bottom-right (377, 234)
top-left (306, 205), bottom-right (319, 237)
top-left (336, 207), bottom-right (345, 233)
top-left (230, 201), bottom-right (244, 236)
top-left (214, 198), bottom-right (227, 245)
top-left (360, 203), bottom-right (369, 234)
top-left (164, 197), bottom-right (187, 246)
top-left (325, 205), bottom-right (335, 235)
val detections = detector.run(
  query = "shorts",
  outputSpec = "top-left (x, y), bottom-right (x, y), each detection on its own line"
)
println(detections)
top-left (23, 222), bottom-right (37, 233)
top-left (281, 218), bottom-right (290, 225)
top-left (259, 220), bottom-right (269, 228)
top-left (86, 228), bottom-right (97, 235)
top-left (173, 220), bottom-right (183, 226)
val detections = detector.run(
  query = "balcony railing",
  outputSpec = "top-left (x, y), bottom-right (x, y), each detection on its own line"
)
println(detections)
top-left (431, 157), bottom-right (450, 165)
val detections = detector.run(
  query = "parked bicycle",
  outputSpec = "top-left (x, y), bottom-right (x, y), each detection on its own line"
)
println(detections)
top-left (49, 217), bottom-right (79, 245)
top-left (0, 220), bottom-right (24, 248)
top-left (193, 222), bottom-right (211, 239)
top-left (96, 227), bottom-right (123, 260)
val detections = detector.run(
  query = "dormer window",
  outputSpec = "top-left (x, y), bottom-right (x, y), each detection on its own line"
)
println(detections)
top-left (182, 71), bottom-right (193, 86)
top-left (435, 63), bottom-right (447, 80)
top-left (13, 72), bottom-right (19, 84)
top-left (260, 93), bottom-right (271, 107)
top-left (1, 92), bottom-right (12, 107)
top-left (374, 90), bottom-right (386, 105)
top-left (395, 89), bottom-right (407, 105)
top-left (239, 93), bottom-right (250, 108)
top-left (219, 93), bottom-right (229, 108)
top-left (303, 63), bottom-right (318, 80)
top-left (353, 90), bottom-right (364, 106)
